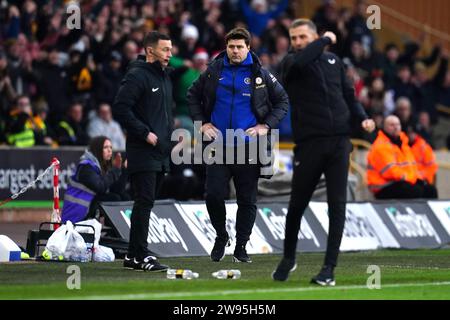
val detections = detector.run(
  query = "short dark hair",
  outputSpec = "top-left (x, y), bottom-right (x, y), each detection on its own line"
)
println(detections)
top-left (225, 28), bottom-right (251, 46)
top-left (290, 19), bottom-right (317, 33)
top-left (385, 43), bottom-right (398, 52)
top-left (143, 31), bottom-right (171, 52)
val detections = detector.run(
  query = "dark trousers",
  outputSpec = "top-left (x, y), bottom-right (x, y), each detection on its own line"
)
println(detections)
top-left (128, 171), bottom-right (164, 260)
top-left (205, 163), bottom-right (260, 245)
top-left (375, 181), bottom-right (438, 199)
top-left (284, 136), bottom-right (353, 267)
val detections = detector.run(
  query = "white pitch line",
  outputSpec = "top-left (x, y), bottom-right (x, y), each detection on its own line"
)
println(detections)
top-left (43, 281), bottom-right (450, 300)
top-left (376, 265), bottom-right (450, 270)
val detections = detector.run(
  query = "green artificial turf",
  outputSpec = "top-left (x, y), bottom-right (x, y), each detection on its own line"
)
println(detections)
top-left (1, 201), bottom-right (60, 209)
top-left (1, 249), bottom-right (449, 300)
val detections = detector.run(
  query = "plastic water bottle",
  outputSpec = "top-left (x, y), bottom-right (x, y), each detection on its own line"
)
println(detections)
top-left (166, 269), bottom-right (199, 280)
top-left (212, 269), bottom-right (241, 279)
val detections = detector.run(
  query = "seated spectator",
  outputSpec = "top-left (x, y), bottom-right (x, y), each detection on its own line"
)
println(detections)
top-left (239, 0), bottom-right (289, 37)
top-left (367, 115), bottom-right (438, 199)
top-left (34, 47), bottom-right (70, 126)
top-left (56, 101), bottom-right (89, 146)
top-left (97, 51), bottom-right (124, 105)
top-left (407, 126), bottom-right (438, 185)
top-left (380, 43), bottom-right (400, 90)
top-left (394, 96), bottom-right (416, 130)
top-left (0, 49), bottom-right (17, 118)
top-left (61, 136), bottom-right (129, 223)
top-left (170, 48), bottom-right (209, 136)
top-left (87, 103), bottom-right (126, 150)
top-left (392, 65), bottom-right (417, 108)
top-left (4, 95), bottom-right (35, 147)
top-left (360, 77), bottom-right (395, 117)
top-left (415, 111), bottom-right (433, 145)
top-left (31, 100), bottom-right (55, 146)
top-left (178, 24), bottom-right (200, 59)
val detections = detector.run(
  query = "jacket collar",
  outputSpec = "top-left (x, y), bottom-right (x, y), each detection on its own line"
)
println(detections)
top-left (130, 55), bottom-right (172, 75)
top-left (211, 50), bottom-right (262, 68)
top-left (223, 51), bottom-right (253, 67)
top-left (378, 130), bottom-right (409, 147)
top-left (80, 150), bottom-right (101, 170)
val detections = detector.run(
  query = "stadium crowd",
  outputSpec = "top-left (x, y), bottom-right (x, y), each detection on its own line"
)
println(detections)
top-left (0, 0), bottom-right (449, 201)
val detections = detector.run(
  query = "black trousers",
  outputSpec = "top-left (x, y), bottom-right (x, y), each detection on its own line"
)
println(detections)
top-left (205, 163), bottom-right (260, 245)
top-left (375, 181), bottom-right (438, 199)
top-left (128, 171), bottom-right (164, 260)
top-left (284, 136), bottom-right (353, 267)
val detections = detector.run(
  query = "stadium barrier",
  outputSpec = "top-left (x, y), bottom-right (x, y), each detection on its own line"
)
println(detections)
top-left (99, 199), bottom-right (450, 258)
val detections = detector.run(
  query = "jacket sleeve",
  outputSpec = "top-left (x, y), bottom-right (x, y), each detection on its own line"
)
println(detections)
top-left (109, 169), bottom-right (129, 194)
top-left (77, 165), bottom-right (121, 195)
top-left (433, 56), bottom-right (448, 87)
top-left (263, 71), bottom-right (289, 129)
top-left (187, 71), bottom-right (208, 124)
top-left (340, 61), bottom-right (368, 121)
top-left (112, 71), bottom-right (150, 141)
top-left (421, 45), bottom-right (441, 67)
top-left (292, 37), bottom-right (332, 69)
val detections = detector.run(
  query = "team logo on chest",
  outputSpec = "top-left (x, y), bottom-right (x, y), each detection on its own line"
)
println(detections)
top-left (328, 59), bottom-right (336, 65)
top-left (244, 77), bottom-right (251, 85)
top-left (255, 77), bottom-right (263, 85)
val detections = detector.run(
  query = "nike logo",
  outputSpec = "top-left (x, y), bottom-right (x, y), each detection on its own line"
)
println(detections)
top-left (249, 159), bottom-right (254, 162)
top-left (328, 59), bottom-right (336, 65)
top-left (219, 77), bottom-right (224, 81)
top-left (152, 88), bottom-right (159, 92)
top-left (294, 161), bottom-right (300, 166)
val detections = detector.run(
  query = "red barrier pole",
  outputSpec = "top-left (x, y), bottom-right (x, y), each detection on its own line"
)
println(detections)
top-left (50, 158), bottom-right (61, 230)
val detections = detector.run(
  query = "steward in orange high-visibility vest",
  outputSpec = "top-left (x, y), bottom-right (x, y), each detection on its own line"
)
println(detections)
top-left (367, 130), bottom-right (419, 194)
top-left (409, 134), bottom-right (438, 185)
top-left (366, 115), bottom-right (437, 199)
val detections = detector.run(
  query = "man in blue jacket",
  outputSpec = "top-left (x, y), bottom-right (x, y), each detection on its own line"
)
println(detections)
top-left (188, 28), bottom-right (289, 263)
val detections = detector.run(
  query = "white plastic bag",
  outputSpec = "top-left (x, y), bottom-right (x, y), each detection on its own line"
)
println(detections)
top-left (93, 245), bottom-right (115, 262)
top-left (64, 221), bottom-right (90, 262)
top-left (75, 219), bottom-right (102, 249)
top-left (45, 223), bottom-right (71, 260)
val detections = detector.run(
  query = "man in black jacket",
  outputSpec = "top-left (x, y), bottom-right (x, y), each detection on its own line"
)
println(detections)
top-left (187, 28), bottom-right (289, 263)
top-left (272, 19), bottom-right (375, 285)
top-left (113, 31), bottom-right (174, 272)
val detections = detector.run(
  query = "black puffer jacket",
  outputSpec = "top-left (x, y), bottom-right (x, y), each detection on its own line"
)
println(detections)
top-left (279, 37), bottom-right (368, 143)
top-left (187, 51), bottom-right (289, 130)
top-left (113, 55), bottom-right (173, 173)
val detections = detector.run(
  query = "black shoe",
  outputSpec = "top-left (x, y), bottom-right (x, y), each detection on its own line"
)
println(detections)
top-left (123, 255), bottom-right (136, 269)
top-left (310, 265), bottom-right (336, 286)
top-left (232, 244), bottom-right (252, 263)
top-left (272, 258), bottom-right (297, 281)
top-left (211, 233), bottom-right (231, 262)
top-left (134, 256), bottom-right (169, 272)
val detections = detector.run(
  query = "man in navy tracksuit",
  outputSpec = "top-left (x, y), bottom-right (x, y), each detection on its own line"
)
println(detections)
top-left (188, 28), bottom-right (289, 263)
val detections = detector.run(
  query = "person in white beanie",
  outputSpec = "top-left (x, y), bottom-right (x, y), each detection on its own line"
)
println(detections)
top-left (179, 24), bottom-right (200, 59)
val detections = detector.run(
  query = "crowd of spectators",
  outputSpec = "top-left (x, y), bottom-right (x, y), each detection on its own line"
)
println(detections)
top-left (0, 0), bottom-right (449, 151)
top-left (0, 0), bottom-right (292, 148)
top-left (310, 1), bottom-right (449, 149)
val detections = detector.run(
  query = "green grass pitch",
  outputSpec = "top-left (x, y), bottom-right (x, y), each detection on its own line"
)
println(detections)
top-left (1, 249), bottom-right (449, 300)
